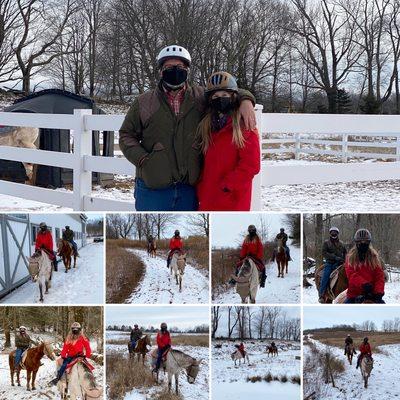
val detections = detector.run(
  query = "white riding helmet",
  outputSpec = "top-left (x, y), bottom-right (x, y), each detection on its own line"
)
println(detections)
top-left (19, 326), bottom-right (27, 331)
top-left (157, 45), bottom-right (191, 68)
top-left (329, 227), bottom-right (339, 233)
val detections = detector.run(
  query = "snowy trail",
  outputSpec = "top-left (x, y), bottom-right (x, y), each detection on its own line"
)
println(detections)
top-left (126, 249), bottom-right (209, 304)
top-left (304, 338), bottom-right (400, 400)
top-left (303, 273), bottom-right (400, 304)
top-left (212, 340), bottom-right (301, 400)
top-left (0, 243), bottom-right (104, 304)
top-left (214, 243), bottom-right (300, 304)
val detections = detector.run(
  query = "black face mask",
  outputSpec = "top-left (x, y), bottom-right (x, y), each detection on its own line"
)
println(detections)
top-left (162, 66), bottom-right (187, 89)
top-left (248, 230), bottom-right (257, 237)
top-left (40, 227), bottom-right (46, 232)
top-left (356, 242), bottom-right (370, 261)
top-left (330, 233), bottom-right (338, 240)
top-left (161, 327), bottom-right (167, 333)
top-left (72, 329), bottom-right (80, 334)
top-left (210, 97), bottom-right (234, 114)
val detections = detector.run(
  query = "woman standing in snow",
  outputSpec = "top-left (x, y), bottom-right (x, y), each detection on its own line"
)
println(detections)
top-left (196, 71), bottom-right (260, 211)
top-left (344, 229), bottom-right (385, 304)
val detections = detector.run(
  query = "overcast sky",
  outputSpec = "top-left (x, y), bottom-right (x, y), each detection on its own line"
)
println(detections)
top-left (106, 305), bottom-right (209, 329)
top-left (303, 306), bottom-right (400, 330)
top-left (86, 213), bottom-right (103, 222)
top-left (211, 213), bottom-right (296, 247)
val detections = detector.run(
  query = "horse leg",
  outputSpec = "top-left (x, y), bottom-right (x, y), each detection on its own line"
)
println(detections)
top-left (45, 279), bottom-right (49, 294)
top-left (10, 367), bottom-right (14, 386)
top-left (286, 261), bottom-right (288, 274)
top-left (31, 370), bottom-right (37, 390)
top-left (179, 275), bottom-right (182, 292)
top-left (39, 280), bottom-right (44, 302)
top-left (168, 374), bottom-right (172, 392)
top-left (73, 255), bottom-right (76, 268)
top-left (26, 370), bottom-right (31, 390)
top-left (175, 373), bottom-right (179, 395)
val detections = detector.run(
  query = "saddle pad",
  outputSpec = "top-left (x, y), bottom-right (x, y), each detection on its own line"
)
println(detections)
top-left (66, 358), bottom-right (94, 374)
top-left (333, 289), bottom-right (347, 304)
top-left (329, 267), bottom-right (341, 289)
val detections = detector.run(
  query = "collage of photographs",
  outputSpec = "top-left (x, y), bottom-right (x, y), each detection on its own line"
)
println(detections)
top-left (1, 0), bottom-right (400, 399)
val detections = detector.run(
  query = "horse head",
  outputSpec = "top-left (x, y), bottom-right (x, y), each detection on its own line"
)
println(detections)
top-left (43, 341), bottom-right (56, 361)
top-left (186, 358), bottom-right (201, 384)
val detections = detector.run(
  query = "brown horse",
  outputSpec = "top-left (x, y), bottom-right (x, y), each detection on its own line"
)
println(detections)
top-left (147, 240), bottom-right (157, 258)
top-left (275, 239), bottom-right (288, 278)
top-left (266, 345), bottom-right (278, 357)
top-left (315, 264), bottom-right (348, 303)
top-left (345, 343), bottom-right (355, 365)
top-left (128, 335), bottom-right (151, 364)
top-left (9, 342), bottom-right (55, 390)
top-left (57, 239), bottom-right (76, 273)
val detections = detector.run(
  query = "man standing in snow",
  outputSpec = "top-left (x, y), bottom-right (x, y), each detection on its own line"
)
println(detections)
top-left (119, 44), bottom-right (256, 211)
top-left (319, 227), bottom-right (347, 303)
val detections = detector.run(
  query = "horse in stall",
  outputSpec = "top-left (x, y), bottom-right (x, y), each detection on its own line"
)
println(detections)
top-left (57, 357), bottom-right (103, 400)
top-left (266, 345), bottom-right (278, 357)
top-left (275, 238), bottom-right (288, 278)
top-left (28, 250), bottom-right (53, 302)
top-left (170, 252), bottom-right (186, 292)
top-left (9, 341), bottom-right (56, 391)
top-left (57, 239), bottom-right (76, 272)
top-left (151, 349), bottom-right (202, 395)
top-left (345, 343), bottom-right (356, 365)
top-left (231, 349), bottom-right (250, 366)
top-left (128, 335), bottom-right (151, 364)
top-left (147, 239), bottom-right (157, 258)
top-left (0, 126), bottom-right (39, 184)
top-left (231, 257), bottom-right (260, 303)
top-left (360, 355), bottom-right (373, 388)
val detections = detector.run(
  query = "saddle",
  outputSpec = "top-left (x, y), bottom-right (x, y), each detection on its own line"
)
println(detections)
top-left (66, 358), bottom-right (95, 374)
top-left (239, 256), bottom-right (264, 273)
top-left (150, 347), bottom-right (170, 363)
top-left (316, 264), bottom-right (343, 295)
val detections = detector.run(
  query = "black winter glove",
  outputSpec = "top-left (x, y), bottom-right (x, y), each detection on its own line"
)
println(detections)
top-left (355, 295), bottom-right (365, 304)
top-left (362, 283), bottom-right (373, 295)
top-left (373, 293), bottom-right (384, 303)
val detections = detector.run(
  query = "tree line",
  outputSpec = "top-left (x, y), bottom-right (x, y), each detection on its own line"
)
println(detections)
top-left (4, 0), bottom-right (400, 114)
top-left (303, 213), bottom-right (400, 267)
top-left (0, 306), bottom-right (103, 352)
top-left (106, 324), bottom-right (209, 333)
top-left (212, 306), bottom-right (300, 341)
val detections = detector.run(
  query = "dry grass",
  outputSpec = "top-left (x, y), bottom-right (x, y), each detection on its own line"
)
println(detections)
top-left (247, 373), bottom-right (300, 385)
top-left (106, 239), bottom-right (145, 303)
top-left (153, 388), bottom-right (183, 400)
top-left (106, 353), bottom-right (154, 399)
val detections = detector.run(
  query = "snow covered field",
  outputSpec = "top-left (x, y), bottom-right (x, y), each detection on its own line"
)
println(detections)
top-left (303, 272), bottom-right (400, 304)
top-left (212, 340), bottom-right (301, 400)
top-left (106, 335), bottom-right (209, 400)
top-left (213, 242), bottom-right (300, 304)
top-left (262, 160), bottom-right (400, 212)
top-left (0, 242), bottom-right (104, 304)
top-left (125, 249), bottom-right (209, 304)
top-left (0, 335), bottom-right (103, 400)
top-left (304, 337), bottom-right (400, 399)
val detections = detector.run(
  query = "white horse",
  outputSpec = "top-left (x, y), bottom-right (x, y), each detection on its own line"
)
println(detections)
top-left (57, 359), bottom-right (102, 400)
top-left (231, 258), bottom-right (259, 303)
top-left (0, 126), bottom-right (39, 182)
top-left (360, 355), bottom-right (373, 388)
top-left (152, 349), bottom-right (202, 395)
top-left (29, 250), bottom-right (52, 302)
top-left (231, 349), bottom-right (250, 367)
top-left (170, 252), bottom-right (186, 292)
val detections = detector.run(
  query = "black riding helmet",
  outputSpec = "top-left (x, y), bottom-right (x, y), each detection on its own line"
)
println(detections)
top-left (39, 222), bottom-right (47, 231)
top-left (248, 225), bottom-right (257, 234)
top-left (280, 228), bottom-right (284, 232)
top-left (363, 337), bottom-right (369, 343)
top-left (174, 230), bottom-right (180, 237)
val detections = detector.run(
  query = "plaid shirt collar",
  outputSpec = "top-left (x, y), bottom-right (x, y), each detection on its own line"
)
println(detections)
top-left (163, 84), bottom-right (186, 115)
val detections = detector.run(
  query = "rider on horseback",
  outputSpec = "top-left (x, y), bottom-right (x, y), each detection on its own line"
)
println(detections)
top-left (50, 322), bottom-right (91, 385)
top-left (356, 337), bottom-right (372, 369)
top-left (153, 322), bottom-right (171, 373)
top-left (167, 230), bottom-right (183, 268)
top-left (35, 222), bottom-right (58, 269)
top-left (271, 228), bottom-right (292, 261)
top-left (318, 227), bottom-right (347, 303)
top-left (230, 225), bottom-right (266, 287)
top-left (237, 342), bottom-right (245, 357)
top-left (14, 326), bottom-right (33, 368)
top-left (345, 229), bottom-right (385, 304)
top-left (130, 324), bottom-right (142, 350)
top-left (62, 226), bottom-right (79, 257)
top-left (344, 334), bottom-right (356, 355)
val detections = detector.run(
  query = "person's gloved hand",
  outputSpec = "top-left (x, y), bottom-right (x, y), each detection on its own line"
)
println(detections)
top-left (373, 293), bottom-right (384, 303)
top-left (355, 295), bottom-right (365, 303)
top-left (362, 283), bottom-right (373, 295)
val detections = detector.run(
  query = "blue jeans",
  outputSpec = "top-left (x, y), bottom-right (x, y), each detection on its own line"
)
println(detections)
top-left (57, 357), bottom-right (73, 380)
top-left (130, 340), bottom-right (136, 350)
top-left (15, 348), bottom-right (25, 367)
top-left (134, 178), bottom-right (198, 211)
top-left (319, 262), bottom-right (340, 297)
top-left (156, 346), bottom-right (169, 369)
top-left (69, 240), bottom-right (78, 253)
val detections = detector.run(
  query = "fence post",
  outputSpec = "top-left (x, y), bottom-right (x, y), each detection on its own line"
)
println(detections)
top-left (295, 133), bottom-right (300, 160)
top-left (72, 109), bottom-right (93, 211)
top-left (252, 104), bottom-right (263, 211)
top-left (342, 133), bottom-right (348, 163)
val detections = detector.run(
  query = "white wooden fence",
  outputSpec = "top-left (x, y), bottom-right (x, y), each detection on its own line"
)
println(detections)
top-left (1, 109), bottom-right (400, 210)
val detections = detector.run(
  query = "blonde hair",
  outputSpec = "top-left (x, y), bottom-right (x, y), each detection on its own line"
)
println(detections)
top-left (197, 100), bottom-right (245, 153)
top-left (347, 244), bottom-right (382, 270)
top-left (65, 331), bottom-right (83, 344)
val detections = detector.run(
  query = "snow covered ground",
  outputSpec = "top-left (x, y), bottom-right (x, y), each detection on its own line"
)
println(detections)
top-left (213, 242), bottom-right (300, 304)
top-left (125, 249), bottom-right (209, 304)
top-left (0, 242), bottom-right (104, 304)
top-left (303, 272), bottom-right (400, 304)
top-left (212, 340), bottom-right (301, 400)
top-left (106, 336), bottom-right (209, 400)
top-left (304, 337), bottom-right (400, 399)
top-left (262, 160), bottom-right (400, 212)
top-left (0, 335), bottom-right (103, 400)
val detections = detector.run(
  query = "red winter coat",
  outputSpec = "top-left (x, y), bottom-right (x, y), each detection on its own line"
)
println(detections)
top-left (238, 343), bottom-right (245, 354)
top-left (35, 231), bottom-right (53, 252)
top-left (345, 259), bottom-right (385, 298)
top-left (156, 331), bottom-right (171, 349)
top-left (197, 118), bottom-right (260, 211)
top-left (359, 343), bottom-right (372, 356)
top-left (60, 335), bottom-right (91, 359)
top-left (240, 238), bottom-right (263, 261)
top-left (169, 237), bottom-right (183, 251)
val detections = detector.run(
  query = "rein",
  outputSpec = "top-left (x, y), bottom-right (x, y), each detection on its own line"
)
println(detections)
top-left (168, 350), bottom-right (196, 379)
